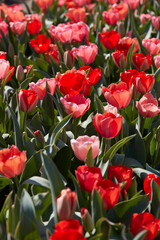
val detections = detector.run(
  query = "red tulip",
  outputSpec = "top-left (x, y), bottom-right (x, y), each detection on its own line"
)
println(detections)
top-left (75, 165), bottom-right (103, 192)
top-left (136, 93), bottom-right (160, 118)
top-left (133, 53), bottom-right (152, 71)
top-left (120, 69), bottom-right (140, 88)
top-left (0, 51), bottom-right (7, 59)
top-left (98, 30), bottom-right (121, 49)
top-left (121, 0), bottom-right (140, 10)
top-left (57, 188), bottom-right (77, 220)
top-left (30, 34), bottom-right (51, 54)
top-left (130, 212), bottom-right (160, 240)
top-left (65, 7), bottom-right (88, 22)
top-left (102, 82), bottom-right (132, 109)
top-left (35, 0), bottom-right (53, 12)
top-left (132, 73), bottom-right (155, 93)
top-left (18, 89), bottom-right (38, 112)
top-left (27, 19), bottom-right (42, 35)
top-left (0, 59), bottom-right (15, 83)
top-left (112, 50), bottom-right (127, 68)
top-left (143, 173), bottom-right (160, 200)
top-left (60, 94), bottom-right (90, 118)
top-left (49, 219), bottom-right (86, 240)
top-left (93, 112), bottom-right (122, 139)
top-left (116, 37), bottom-right (139, 53)
top-left (108, 165), bottom-right (133, 196)
top-left (0, 145), bottom-right (26, 178)
top-left (94, 179), bottom-right (120, 209)
top-left (154, 55), bottom-right (160, 69)
top-left (45, 44), bottom-right (60, 65)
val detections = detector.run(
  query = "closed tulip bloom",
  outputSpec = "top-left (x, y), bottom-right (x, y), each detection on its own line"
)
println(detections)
top-left (112, 50), bottom-right (127, 68)
top-left (94, 179), bottom-right (120, 209)
top-left (18, 89), bottom-right (39, 112)
top-left (75, 165), bottom-right (103, 192)
top-left (130, 212), bottom-right (160, 240)
top-left (116, 37), bottom-right (139, 53)
top-left (71, 135), bottom-right (100, 161)
top-left (71, 44), bottom-right (98, 64)
top-left (50, 219), bottom-right (86, 240)
top-left (121, 0), bottom-right (140, 9)
top-left (57, 188), bottom-right (77, 220)
top-left (120, 69), bottom-right (140, 88)
top-left (136, 93), bottom-right (160, 117)
top-left (35, 0), bottom-right (53, 12)
top-left (143, 173), bottom-right (160, 200)
top-left (30, 34), bottom-right (51, 54)
top-left (65, 7), bottom-right (88, 22)
top-left (142, 38), bottom-right (160, 55)
top-left (154, 55), bottom-right (160, 69)
top-left (93, 112), bottom-right (122, 139)
top-left (29, 78), bottom-right (57, 100)
top-left (46, 44), bottom-right (60, 65)
top-left (102, 82), bottom-right (132, 109)
top-left (60, 94), bottom-right (90, 118)
top-left (132, 72), bottom-right (155, 93)
top-left (9, 21), bottom-right (27, 35)
top-left (132, 53), bottom-right (152, 71)
top-left (152, 16), bottom-right (160, 30)
top-left (0, 145), bottom-right (27, 178)
top-left (0, 59), bottom-right (15, 83)
top-left (27, 19), bottom-right (42, 35)
top-left (98, 30), bottom-right (121, 49)
top-left (0, 21), bottom-right (8, 38)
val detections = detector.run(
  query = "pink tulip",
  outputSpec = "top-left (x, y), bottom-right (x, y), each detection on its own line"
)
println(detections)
top-left (142, 38), bottom-right (160, 55)
top-left (29, 78), bottom-right (57, 100)
top-left (140, 14), bottom-right (153, 24)
top-left (154, 55), bottom-right (160, 69)
top-left (0, 59), bottom-right (14, 82)
top-left (0, 21), bottom-right (8, 38)
top-left (71, 44), bottom-right (98, 64)
top-left (60, 94), bottom-right (90, 118)
top-left (152, 16), bottom-right (160, 30)
top-left (10, 21), bottom-right (27, 35)
top-left (57, 188), bottom-right (77, 220)
top-left (121, 0), bottom-right (140, 9)
top-left (136, 93), bottom-right (160, 117)
top-left (71, 135), bottom-right (100, 161)
top-left (104, 104), bottom-right (118, 116)
top-left (35, 0), bottom-right (53, 12)
top-left (65, 7), bottom-right (88, 23)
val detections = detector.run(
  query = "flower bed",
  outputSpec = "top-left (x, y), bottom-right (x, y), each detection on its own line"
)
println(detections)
top-left (0, 0), bottom-right (160, 239)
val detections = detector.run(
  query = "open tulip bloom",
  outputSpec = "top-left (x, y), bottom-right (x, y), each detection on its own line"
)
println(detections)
top-left (1, 0), bottom-right (160, 239)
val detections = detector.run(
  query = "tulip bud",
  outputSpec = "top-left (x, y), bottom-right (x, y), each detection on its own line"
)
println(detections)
top-left (16, 65), bottom-right (25, 83)
top-left (18, 89), bottom-right (38, 112)
top-left (14, 55), bottom-right (19, 67)
top-left (8, 42), bottom-right (14, 58)
top-left (34, 130), bottom-right (44, 143)
top-left (118, 22), bottom-right (125, 38)
top-left (57, 188), bottom-right (77, 220)
top-left (104, 65), bottom-right (109, 78)
top-left (156, 126), bottom-right (160, 143)
top-left (81, 208), bottom-right (94, 232)
top-left (63, 50), bottom-right (74, 69)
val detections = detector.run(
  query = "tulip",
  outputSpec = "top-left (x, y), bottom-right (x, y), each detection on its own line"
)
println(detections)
top-left (16, 65), bottom-right (25, 82)
top-left (104, 104), bottom-right (118, 116)
top-left (0, 59), bottom-right (15, 83)
top-left (121, 0), bottom-right (140, 9)
top-left (29, 78), bottom-right (57, 100)
top-left (0, 145), bottom-right (27, 178)
top-left (9, 21), bottom-right (27, 35)
top-left (7, 10), bottom-right (25, 22)
top-left (93, 112), bottom-right (123, 139)
top-left (18, 89), bottom-right (39, 112)
top-left (140, 13), bottom-right (153, 24)
top-left (130, 212), bottom-right (160, 240)
top-left (65, 7), bottom-right (88, 22)
top-left (0, 51), bottom-right (6, 59)
top-left (63, 50), bottom-right (74, 69)
top-left (98, 30), bottom-right (121, 49)
top-left (154, 55), bottom-right (160, 69)
top-left (45, 44), bottom-right (60, 65)
top-left (142, 38), bottom-right (160, 55)
top-left (71, 44), bottom-right (98, 64)
top-left (56, 188), bottom-right (77, 220)
top-left (94, 179), bottom-right (121, 209)
top-left (35, 0), bottom-right (53, 12)
top-left (143, 173), bottom-right (160, 200)
top-left (30, 34), bottom-right (51, 54)
top-left (102, 82), bottom-right (132, 109)
top-left (136, 93), bottom-right (160, 118)
top-left (49, 219), bottom-right (86, 240)
top-left (71, 135), bottom-right (100, 161)
top-left (0, 21), bottom-right (8, 38)
top-left (132, 72), bottom-right (155, 93)
top-left (27, 19), bottom-right (42, 35)
top-left (112, 50), bottom-right (127, 68)
top-left (132, 53), bottom-right (152, 71)
top-left (75, 165), bottom-right (103, 192)
top-left (116, 37), bottom-right (139, 53)
top-left (81, 208), bottom-right (94, 232)
top-left (120, 69), bottom-right (140, 88)
top-left (152, 16), bottom-right (160, 30)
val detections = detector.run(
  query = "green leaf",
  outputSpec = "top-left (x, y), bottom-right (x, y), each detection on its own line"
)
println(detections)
top-left (151, 180), bottom-right (160, 218)
top-left (154, 67), bottom-right (160, 82)
top-left (92, 189), bottom-right (106, 225)
top-left (0, 177), bottom-right (13, 190)
top-left (22, 176), bottom-right (50, 189)
top-left (50, 114), bottom-right (72, 145)
top-left (7, 104), bottom-right (23, 151)
top-left (103, 134), bottom-right (136, 163)
top-left (0, 191), bottom-right (13, 224)
top-left (133, 230), bottom-right (147, 240)
top-left (95, 97), bottom-right (104, 114)
top-left (41, 153), bottom-right (65, 224)
top-left (126, 42), bottom-right (135, 70)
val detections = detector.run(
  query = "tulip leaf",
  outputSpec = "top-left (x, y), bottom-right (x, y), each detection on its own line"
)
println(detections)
top-left (50, 113), bottom-right (72, 145)
top-left (108, 195), bottom-right (149, 226)
top-left (154, 67), bottom-right (160, 82)
top-left (22, 176), bottom-right (50, 189)
top-left (92, 189), bottom-right (106, 225)
top-left (41, 153), bottom-right (65, 224)
top-left (7, 103), bottom-right (23, 151)
top-left (95, 97), bottom-right (104, 114)
top-left (126, 42), bottom-right (135, 70)
top-left (0, 177), bottom-right (13, 190)
top-left (151, 179), bottom-right (160, 218)
top-left (133, 230), bottom-right (147, 240)
top-left (103, 134), bottom-right (136, 163)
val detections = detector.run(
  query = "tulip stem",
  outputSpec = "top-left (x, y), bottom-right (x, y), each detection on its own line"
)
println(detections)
top-left (140, 116), bottom-right (145, 136)
top-left (13, 176), bottom-right (20, 192)
top-left (154, 143), bottom-right (160, 167)
top-left (22, 112), bottom-right (27, 132)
